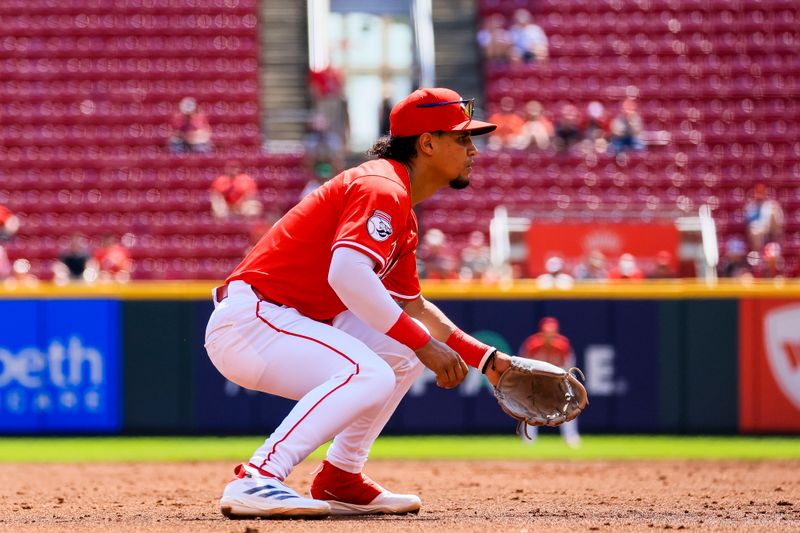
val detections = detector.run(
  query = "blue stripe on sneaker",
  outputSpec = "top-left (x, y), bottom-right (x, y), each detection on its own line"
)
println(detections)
top-left (243, 484), bottom-right (280, 495)
top-left (258, 489), bottom-right (294, 498)
top-left (273, 494), bottom-right (298, 500)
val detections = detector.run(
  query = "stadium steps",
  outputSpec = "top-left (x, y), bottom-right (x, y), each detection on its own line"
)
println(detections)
top-left (258, 0), bottom-right (310, 142)
top-left (432, 0), bottom-right (483, 107)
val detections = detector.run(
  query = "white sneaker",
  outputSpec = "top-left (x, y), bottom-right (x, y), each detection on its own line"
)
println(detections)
top-left (326, 490), bottom-right (422, 516)
top-left (220, 463), bottom-right (331, 519)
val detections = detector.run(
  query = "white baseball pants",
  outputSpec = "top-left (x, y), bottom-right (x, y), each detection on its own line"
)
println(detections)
top-left (204, 280), bottom-right (424, 479)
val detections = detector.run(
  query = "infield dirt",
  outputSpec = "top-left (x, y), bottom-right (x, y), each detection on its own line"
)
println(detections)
top-left (1, 459), bottom-right (798, 531)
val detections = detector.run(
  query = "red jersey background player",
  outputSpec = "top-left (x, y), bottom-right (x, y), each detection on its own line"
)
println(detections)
top-left (519, 317), bottom-right (581, 448)
top-left (204, 87), bottom-right (522, 519)
top-left (209, 161), bottom-right (262, 218)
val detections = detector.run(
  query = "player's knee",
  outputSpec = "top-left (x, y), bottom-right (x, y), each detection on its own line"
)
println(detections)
top-left (356, 359), bottom-right (396, 407)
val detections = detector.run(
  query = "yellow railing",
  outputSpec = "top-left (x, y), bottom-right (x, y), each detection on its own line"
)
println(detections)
top-left (1, 279), bottom-right (799, 300)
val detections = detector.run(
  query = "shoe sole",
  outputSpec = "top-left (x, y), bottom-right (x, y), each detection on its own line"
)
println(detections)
top-left (221, 502), bottom-right (330, 520)
top-left (327, 500), bottom-right (421, 516)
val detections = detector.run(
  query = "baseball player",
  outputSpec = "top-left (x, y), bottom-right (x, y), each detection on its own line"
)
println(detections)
top-left (518, 317), bottom-right (581, 448)
top-left (205, 88), bottom-right (516, 519)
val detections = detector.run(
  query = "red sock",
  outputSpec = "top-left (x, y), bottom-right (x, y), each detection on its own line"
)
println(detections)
top-left (310, 460), bottom-right (381, 504)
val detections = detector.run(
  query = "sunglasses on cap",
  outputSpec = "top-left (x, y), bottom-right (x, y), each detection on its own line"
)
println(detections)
top-left (416, 98), bottom-right (475, 119)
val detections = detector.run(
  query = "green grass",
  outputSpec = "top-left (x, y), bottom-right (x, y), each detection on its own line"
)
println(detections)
top-left (0, 435), bottom-right (797, 462)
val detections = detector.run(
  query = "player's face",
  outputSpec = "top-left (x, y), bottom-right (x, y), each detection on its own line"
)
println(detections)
top-left (434, 131), bottom-right (477, 190)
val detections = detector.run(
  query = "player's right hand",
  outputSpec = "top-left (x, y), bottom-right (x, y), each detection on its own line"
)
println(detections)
top-left (414, 338), bottom-right (469, 389)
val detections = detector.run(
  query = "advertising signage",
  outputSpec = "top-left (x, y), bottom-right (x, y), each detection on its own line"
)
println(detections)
top-left (0, 300), bottom-right (121, 433)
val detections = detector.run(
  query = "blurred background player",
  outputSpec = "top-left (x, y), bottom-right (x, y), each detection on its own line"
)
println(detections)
top-left (719, 237), bottom-right (751, 279)
top-left (93, 234), bottom-right (134, 283)
top-left (52, 234), bottom-right (97, 285)
top-left (536, 255), bottom-right (574, 289)
top-left (209, 161), bottom-right (263, 219)
top-left (0, 204), bottom-right (20, 241)
top-left (477, 12), bottom-right (512, 65)
top-left (609, 253), bottom-right (645, 280)
top-left (608, 98), bottom-right (645, 155)
top-left (0, 244), bottom-right (10, 281)
top-left (517, 100), bottom-right (554, 151)
top-left (753, 242), bottom-right (786, 280)
top-left (649, 250), bottom-right (676, 279)
top-left (573, 250), bottom-right (608, 281)
top-left (509, 8), bottom-right (548, 63)
top-left (553, 103), bottom-right (583, 153)
top-left (486, 96), bottom-right (525, 151)
top-left (4, 258), bottom-right (39, 288)
top-left (745, 183), bottom-right (784, 253)
top-left (167, 96), bottom-right (213, 153)
top-left (518, 317), bottom-right (580, 448)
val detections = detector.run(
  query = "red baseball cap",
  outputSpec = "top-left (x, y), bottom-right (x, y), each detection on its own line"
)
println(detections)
top-left (389, 88), bottom-right (497, 138)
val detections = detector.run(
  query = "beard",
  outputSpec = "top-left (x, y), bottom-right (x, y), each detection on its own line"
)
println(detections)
top-left (449, 175), bottom-right (470, 190)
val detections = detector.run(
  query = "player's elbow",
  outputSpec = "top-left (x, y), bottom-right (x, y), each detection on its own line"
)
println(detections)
top-left (327, 259), bottom-right (346, 295)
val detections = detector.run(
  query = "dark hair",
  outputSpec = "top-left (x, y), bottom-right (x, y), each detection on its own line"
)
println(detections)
top-left (367, 134), bottom-right (420, 163)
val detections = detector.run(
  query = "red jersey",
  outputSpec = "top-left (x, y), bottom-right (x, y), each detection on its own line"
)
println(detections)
top-left (0, 205), bottom-right (12, 224)
top-left (519, 333), bottom-right (573, 368)
top-left (93, 244), bottom-right (132, 274)
top-left (228, 159), bottom-right (421, 322)
top-left (211, 173), bottom-right (257, 205)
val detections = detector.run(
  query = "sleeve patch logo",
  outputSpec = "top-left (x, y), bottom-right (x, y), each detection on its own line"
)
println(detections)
top-left (366, 210), bottom-right (393, 242)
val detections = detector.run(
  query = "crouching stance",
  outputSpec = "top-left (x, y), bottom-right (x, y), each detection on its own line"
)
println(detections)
top-left (206, 88), bottom-right (519, 518)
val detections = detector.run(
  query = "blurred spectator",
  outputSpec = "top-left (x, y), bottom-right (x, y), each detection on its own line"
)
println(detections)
top-left (609, 98), bottom-right (645, 155)
top-left (300, 162), bottom-right (334, 201)
top-left (745, 183), bottom-right (784, 252)
top-left (516, 100), bottom-right (554, 150)
top-left (582, 101), bottom-right (610, 153)
top-left (168, 96), bottom-right (213, 153)
top-left (418, 229), bottom-right (459, 280)
top-left (53, 234), bottom-right (96, 284)
top-left (509, 9), bottom-right (548, 63)
top-left (93, 234), bottom-right (133, 283)
top-left (4, 258), bottom-right (39, 288)
top-left (210, 161), bottom-right (262, 219)
top-left (718, 237), bottom-right (751, 278)
top-left (379, 95), bottom-right (393, 137)
top-left (753, 242), bottom-right (786, 279)
top-left (609, 253), bottom-right (645, 280)
top-left (477, 13), bottom-right (513, 63)
top-left (518, 317), bottom-right (580, 448)
top-left (487, 97), bottom-right (526, 150)
top-left (0, 204), bottom-right (20, 241)
top-left (554, 104), bottom-right (583, 152)
top-left (460, 231), bottom-right (493, 281)
top-left (537, 256), bottom-right (574, 289)
top-left (308, 66), bottom-right (349, 155)
top-left (649, 250), bottom-right (676, 279)
top-left (304, 112), bottom-right (345, 170)
top-left (0, 244), bottom-right (10, 280)
top-left (573, 250), bottom-right (608, 280)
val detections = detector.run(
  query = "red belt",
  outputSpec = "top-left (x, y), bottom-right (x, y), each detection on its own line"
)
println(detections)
top-left (214, 283), bottom-right (284, 307)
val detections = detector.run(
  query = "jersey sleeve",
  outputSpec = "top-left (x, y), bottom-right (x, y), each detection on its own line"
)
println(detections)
top-left (381, 247), bottom-right (421, 301)
top-left (331, 177), bottom-right (406, 270)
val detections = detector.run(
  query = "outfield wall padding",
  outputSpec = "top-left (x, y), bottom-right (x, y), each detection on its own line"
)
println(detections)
top-left (1, 286), bottom-right (798, 435)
